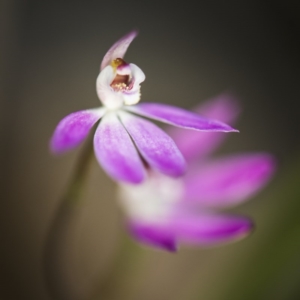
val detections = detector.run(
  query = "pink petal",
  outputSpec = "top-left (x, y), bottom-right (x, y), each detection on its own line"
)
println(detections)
top-left (125, 102), bottom-right (238, 132)
top-left (184, 153), bottom-right (276, 207)
top-left (128, 221), bottom-right (177, 252)
top-left (100, 30), bottom-right (138, 70)
top-left (173, 213), bottom-right (253, 246)
top-left (118, 111), bottom-right (186, 177)
top-left (94, 112), bottom-right (146, 184)
top-left (50, 109), bottom-right (105, 153)
top-left (168, 94), bottom-right (240, 161)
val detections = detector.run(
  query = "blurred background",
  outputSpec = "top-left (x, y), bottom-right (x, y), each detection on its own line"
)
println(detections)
top-left (1, 0), bottom-right (300, 299)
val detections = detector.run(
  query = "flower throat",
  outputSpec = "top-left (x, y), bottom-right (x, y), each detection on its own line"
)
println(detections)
top-left (110, 58), bottom-right (133, 92)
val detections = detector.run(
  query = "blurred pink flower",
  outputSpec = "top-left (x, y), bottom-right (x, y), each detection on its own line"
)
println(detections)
top-left (50, 31), bottom-right (236, 184)
top-left (118, 95), bottom-right (276, 251)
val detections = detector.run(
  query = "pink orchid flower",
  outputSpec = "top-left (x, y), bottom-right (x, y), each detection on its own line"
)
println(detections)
top-left (50, 31), bottom-right (237, 184)
top-left (118, 95), bottom-right (276, 251)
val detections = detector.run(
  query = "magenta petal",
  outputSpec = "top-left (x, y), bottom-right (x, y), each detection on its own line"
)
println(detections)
top-left (100, 30), bottom-right (138, 70)
top-left (125, 103), bottom-right (238, 132)
top-left (173, 213), bottom-right (253, 246)
top-left (128, 221), bottom-right (177, 252)
top-left (50, 109), bottom-right (105, 153)
top-left (194, 94), bottom-right (240, 124)
top-left (168, 95), bottom-right (240, 161)
top-left (184, 153), bottom-right (276, 207)
top-left (94, 113), bottom-right (146, 184)
top-left (119, 111), bottom-right (186, 177)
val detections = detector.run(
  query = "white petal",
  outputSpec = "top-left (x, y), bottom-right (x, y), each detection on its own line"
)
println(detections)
top-left (123, 64), bottom-right (145, 106)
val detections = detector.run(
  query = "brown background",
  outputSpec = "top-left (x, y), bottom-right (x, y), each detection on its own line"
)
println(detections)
top-left (1, 1), bottom-right (300, 299)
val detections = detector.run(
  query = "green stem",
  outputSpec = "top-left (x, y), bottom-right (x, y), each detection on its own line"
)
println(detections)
top-left (63, 133), bottom-right (95, 205)
top-left (44, 134), bottom-right (95, 300)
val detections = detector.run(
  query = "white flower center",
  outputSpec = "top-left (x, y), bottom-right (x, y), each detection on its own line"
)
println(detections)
top-left (96, 58), bottom-right (145, 110)
top-left (118, 173), bottom-right (184, 224)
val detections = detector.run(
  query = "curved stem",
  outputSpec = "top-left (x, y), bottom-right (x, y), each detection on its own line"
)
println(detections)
top-left (44, 134), bottom-right (95, 300)
top-left (63, 134), bottom-right (95, 205)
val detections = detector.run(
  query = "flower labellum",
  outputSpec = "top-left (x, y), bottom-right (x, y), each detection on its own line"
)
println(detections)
top-left (50, 31), bottom-right (237, 184)
top-left (118, 95), bottom-right (276, 251)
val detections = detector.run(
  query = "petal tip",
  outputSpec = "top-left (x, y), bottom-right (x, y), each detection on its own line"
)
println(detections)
top-left (168, 161), bottom-right (187, 178)
top-left (123, 174), bottom-right (145, 185)
top-left (100, 30), bottom-right (139, 70)
top-left (215, 122), bottom-right (239, 133)
top-left (165, 243), bottom-right (178, 253)
top-left (242, 218), bottom-right (255, 234)
top-left (257, 153), bottom-right (277, 179)
top-left (128, 222), bottom-right (177, 252)
top-left (49, 133), bottom-right (73, 155)
top-left (99, 164), bottom-right (146, 185)
top-left (127, 29), bottom-right (139, 39)
top-left (219, 216), bottom-right (255, 243)
top-left (227, 127), bottom-right (239, 133)
top-left (49, 141), bottom-right (62, 155)
top-left (49, 110), bottom-right (102, 155)
top-left (127, 103), bottom-right (240, 133)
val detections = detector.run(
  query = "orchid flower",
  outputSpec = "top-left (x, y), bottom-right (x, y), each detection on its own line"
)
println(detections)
top-left (50, 31), bottom-right (237, 184)
top-left (118, 95), bottom-right (276, 251)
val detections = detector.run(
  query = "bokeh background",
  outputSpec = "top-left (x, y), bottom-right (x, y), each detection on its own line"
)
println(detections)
top-left (1, 1), bottom-right (300, 299)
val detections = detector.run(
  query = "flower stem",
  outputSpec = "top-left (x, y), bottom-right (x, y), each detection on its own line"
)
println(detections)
top-left (63, 136), bottom-right (95, 205)
top-left (44, 133), bottom-right (95, 300)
